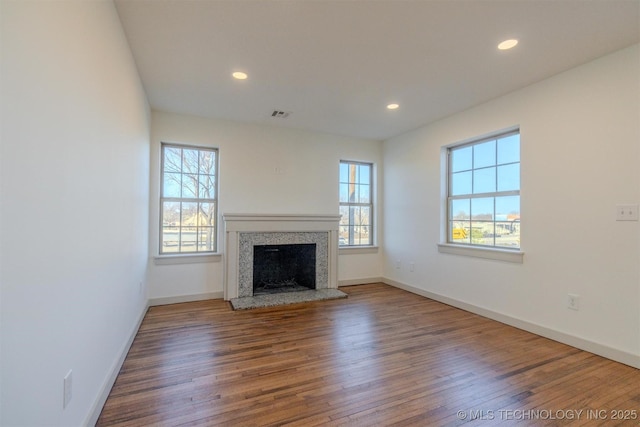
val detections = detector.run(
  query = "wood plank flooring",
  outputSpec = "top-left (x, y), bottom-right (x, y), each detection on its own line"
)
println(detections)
top-left (97, 283), bottom-right (640, 426)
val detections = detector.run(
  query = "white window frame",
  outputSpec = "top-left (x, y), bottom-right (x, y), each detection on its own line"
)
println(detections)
top-left (438, 129), bottom-right (524, 263)
top-left (339, 160), bottom-right (374, 247)
top-left (159, 143), bottom-right (219, 255)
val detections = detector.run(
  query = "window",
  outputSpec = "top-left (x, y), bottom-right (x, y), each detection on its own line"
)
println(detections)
top-left (448, 130), bottom-right (520, 249)
top-left (160, 143), bottom-right (218, 254)
top-left (339, 161), bottom-right (373, 246)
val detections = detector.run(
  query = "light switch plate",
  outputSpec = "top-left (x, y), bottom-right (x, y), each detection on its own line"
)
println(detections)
top-left (616, 204), bottom-right (639, 221)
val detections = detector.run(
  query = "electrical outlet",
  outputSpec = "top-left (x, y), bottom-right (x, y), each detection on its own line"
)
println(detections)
top-left (395, 260), bottom-right (401, 269)
top-left (567, 294), bottom-right (580, 311)
top-left (63, 370), bottom-right (72, 409)
top-left (616, 204), bottom-right (639, 221)
top-left (409, 262), bottom-right (415, 272)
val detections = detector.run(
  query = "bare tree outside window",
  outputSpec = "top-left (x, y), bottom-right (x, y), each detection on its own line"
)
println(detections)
top-left (161, 144), bottom-right (218, 253)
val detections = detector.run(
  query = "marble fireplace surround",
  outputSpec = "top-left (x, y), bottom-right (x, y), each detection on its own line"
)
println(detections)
top-left (223, 214), bottom-right (341, 300)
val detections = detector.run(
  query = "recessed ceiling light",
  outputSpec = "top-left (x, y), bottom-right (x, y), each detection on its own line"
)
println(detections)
top-left (387, 103), bottom-right (399, 110)
top-left (232, 71), bottom-right (248, 80)
top-left (498, 39), bottom-right (518, 50)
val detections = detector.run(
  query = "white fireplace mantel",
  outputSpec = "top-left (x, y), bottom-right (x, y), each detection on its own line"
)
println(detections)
top-left (223, 213), bottom-right (341, 300)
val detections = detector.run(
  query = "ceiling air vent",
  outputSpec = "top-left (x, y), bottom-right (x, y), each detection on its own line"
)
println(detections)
top-left (271, 110), bottom-right (291, 119)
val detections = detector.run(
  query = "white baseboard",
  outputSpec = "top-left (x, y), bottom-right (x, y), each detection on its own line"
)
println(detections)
top-left (85, 300), bottom-right (149, 426)
top-left (383, 277), bottom-right (640, 369)
top-left (338, 277), bottom-right (384, 287)
top-left (149, 291), bottom-right (224, 306)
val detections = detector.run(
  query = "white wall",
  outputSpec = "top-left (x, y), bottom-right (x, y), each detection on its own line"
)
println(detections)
top-left (148, 111), bottom-right (383, 301)
top-left (383, 45), bottom-right (640, 367)
top-left (1, 1), bottom-right (150, 425)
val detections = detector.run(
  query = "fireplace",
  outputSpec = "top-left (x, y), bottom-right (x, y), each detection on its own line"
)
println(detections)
top-left (223, 214), bottom-right (341, 300)
top-left (237, 231), bottom-right (327, 297)
top-left (253, 243), bottom-right (316, 295)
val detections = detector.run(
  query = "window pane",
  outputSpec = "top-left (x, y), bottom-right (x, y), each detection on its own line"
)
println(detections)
top-left (450, 221), bottom-right (470, 243)
top-left (339, 183), bottom-right (349, 203)
top-left (182, 149), bottom-right (199, 174)
top-left (199, 175), bottom-right (215, 199)
top-left (497, 134), bottom-right (520, 165)
top-left (471, 197), bottom-right (494, 220)
top-left (358, 206), bottom-right (371, 226)
top-left (180, 226), bottom-right (197, 251)
top-left (349, 164), bottom-right (358, 184)
top-left (496, 195), bottom-right (520, 248)
top-left (349, 206), bottom-right (361, 226)
top-left (474, 140), bottom-right (496, 168)
top-left (163, 172), bottom-right (181, 198)
top-left (495, 195), bottom-right (519, 218)
top-left (497, 163), bottom-right (519, 192)
top-left (198, 228), bottom-right (215, 251)
top-left (359, 184), bottom-right (370, 203)
top-left (199, 150), bottom-right (216, 175)
top-left (339, 225), bottom-right (349, 245)
top-left (495, 232), bottom-right (519, 249)
top-left (347, 183), bottom-right (358, 203)
top-left (339, 162), bottom-right (349, 183)
top-left (162, 201), bottom-right (180, 226)
top-left (472, 221), bottom-right (495, 246)
top-left (359, 165), bottom-right (371, 184)
top-left (198, 202), bottom-right (215, 226)
top-left (355, 226), bottom-right (371, 245)
top-left (339, 206), bottom-right (350, 225)
top-left (450, 198), bottom-right (470, 220)
top-left (451, 146), bottom-right (472, 172)
top-left (161, 227), bottom-right (179, 252)
top-left (350, 184), bottom-right (360, 203)
top-left (346, 226), bottom-right (355, 244)
top-left (182, 174), bottom-right (197, 198)
top-left (451, 171), bottom-right (472, 196)
top-left (163, 147), bottom-right (182, 172)
top-left (473, 167), bottom-right (496, 194)
top-left (181, 202), bottom-right (198, 226)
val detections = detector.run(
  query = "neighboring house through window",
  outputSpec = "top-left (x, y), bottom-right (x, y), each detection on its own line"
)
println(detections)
top-left (448, 130), bottom-right (520, 249)
top-left (160, 143), bottom-right (218, 253)
top-left (339, 160), bottom-right (373, 246)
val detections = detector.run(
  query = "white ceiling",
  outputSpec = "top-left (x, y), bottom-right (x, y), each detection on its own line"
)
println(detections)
top-left (114, 0), bottom-right (640, 140)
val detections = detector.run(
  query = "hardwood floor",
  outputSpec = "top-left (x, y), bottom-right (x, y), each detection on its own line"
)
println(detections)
top-left (97, 283), bottom-right (640, 426)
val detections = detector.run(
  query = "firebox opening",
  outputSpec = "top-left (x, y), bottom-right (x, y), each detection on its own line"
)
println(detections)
top-left (253, 243), bottom-right (316, 295)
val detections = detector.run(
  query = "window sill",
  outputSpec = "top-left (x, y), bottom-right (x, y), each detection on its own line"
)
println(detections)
top-left (437, 243), bottom-right (523, 264)
top-left (339, 245), bottom-right (379, 255)
top-left (154, 253), bottom-right (222, 265)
